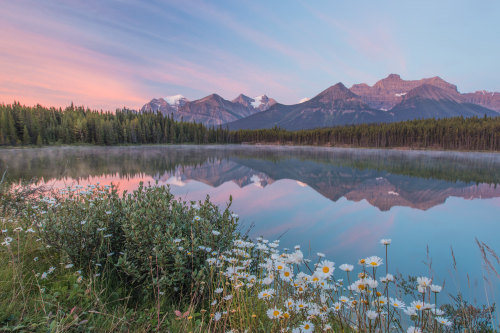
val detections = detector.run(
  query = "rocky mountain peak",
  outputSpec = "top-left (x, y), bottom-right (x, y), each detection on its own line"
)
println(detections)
top-left (232, 94), bottom-right (254, 108)
top-left (404, 84), bottom-right (463, 102)
top-left (232, 94), bottom-right (277, 111)
top-left (314, 82), bottom-right (357, 102)
top-left (351, 74), bottom-right (459, 110)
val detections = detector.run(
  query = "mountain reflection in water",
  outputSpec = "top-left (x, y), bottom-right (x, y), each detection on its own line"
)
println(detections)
top-left (2, 145), bottom-right (500, 302)
top-left (3, 145), bottom-right (500, 211)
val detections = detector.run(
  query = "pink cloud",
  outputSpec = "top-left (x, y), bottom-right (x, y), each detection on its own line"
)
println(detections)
top-left (0, 12), bottom-right (296, 109)
top-left (0, 25), bottom-right (147, 109)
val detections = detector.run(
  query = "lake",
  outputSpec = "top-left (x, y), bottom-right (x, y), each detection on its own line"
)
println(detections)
top-left (2, 145), bottom-right (500, 304)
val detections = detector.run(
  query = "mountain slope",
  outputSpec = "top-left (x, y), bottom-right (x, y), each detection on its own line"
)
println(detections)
top-left (463, 91), bottom-right (500, 112)
top-left (228, 83), bottom-right (390, 130)
top-left (350, 74), bottom-right (459, 110)
top-left (173, 94), bottom-right (260, 126)
top-left (390, 84), bottom-right (498, 121)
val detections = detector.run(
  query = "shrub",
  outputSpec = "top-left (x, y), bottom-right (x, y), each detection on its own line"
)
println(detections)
top-left (118, 184), bottom-right (238, 299)
top-left (31, 183), bottom-right (239, 301)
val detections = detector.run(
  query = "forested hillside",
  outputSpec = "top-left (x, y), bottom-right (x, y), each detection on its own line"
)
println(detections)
top-left (1, 102), bottom-right (500, 151)
top-left (0, 102), bottom-right (230, 145)
top-left (231, 116), bottom-right (500, 151)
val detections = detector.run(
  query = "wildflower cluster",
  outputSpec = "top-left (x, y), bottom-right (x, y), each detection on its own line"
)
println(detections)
top-left (203, 236), bottom-right (452, 332)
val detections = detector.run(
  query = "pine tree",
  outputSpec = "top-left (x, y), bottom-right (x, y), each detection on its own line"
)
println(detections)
top-left (36, 133), bottom-right (43, 146)
top-left (22, 125), bottom-right (31, 145)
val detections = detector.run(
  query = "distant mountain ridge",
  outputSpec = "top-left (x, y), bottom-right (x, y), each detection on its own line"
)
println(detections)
top-left (390, 84), bottom-right (498, 122)
top-left (140, 74), bottom-right (500, 128)
top-left (462, 91), bottom-right (500, 112)
top-left (141, 94), bottom-right (276, 126)
top-left (350, 74), bottom-right (459, 110)
top-left (228, 83), bottom-right (391, 130)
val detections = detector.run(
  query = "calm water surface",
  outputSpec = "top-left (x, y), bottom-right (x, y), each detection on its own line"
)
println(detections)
top-left (2, 145), bottom-right (500, 303)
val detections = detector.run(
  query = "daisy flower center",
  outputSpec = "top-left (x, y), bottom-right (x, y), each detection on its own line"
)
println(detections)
top-left (322, 267), bottom-right (330, 273)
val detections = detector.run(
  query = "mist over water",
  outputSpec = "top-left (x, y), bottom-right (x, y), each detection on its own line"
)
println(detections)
top-left (3, 145), bottom-right (500, 303)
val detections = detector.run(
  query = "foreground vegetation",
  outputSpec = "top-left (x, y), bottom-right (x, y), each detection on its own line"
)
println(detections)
top-left (1, 181), bottom-right (497, 332)
top-left (2, 102), bottom-right (500, 150)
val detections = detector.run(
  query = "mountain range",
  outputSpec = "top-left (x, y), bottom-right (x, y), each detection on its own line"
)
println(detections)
top-left (140, 74), bottom-right (500, 130)
top-left (140, 93), bottom-right (276, 127)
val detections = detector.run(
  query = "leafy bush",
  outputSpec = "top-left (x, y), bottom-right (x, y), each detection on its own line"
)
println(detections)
top-left (118, 184), bottom-right (237, 298)
top-left (32, 183), bottom-right (239, 301)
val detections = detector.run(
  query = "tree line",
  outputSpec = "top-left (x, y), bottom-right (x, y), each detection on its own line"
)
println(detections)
top-left (231, 116), bottom-right (500, 151)
top-left (1, 102), bottom-right (500, 151)
top-left (0, 102), bottom-right (230, 145)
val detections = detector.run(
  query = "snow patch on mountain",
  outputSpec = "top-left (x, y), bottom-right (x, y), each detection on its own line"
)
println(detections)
top-left (164, 95), bottom-right (188, 106)
top-left (299, 97), bottom-right (310, 103)
top-left (251, 95), bottom-right (265, 108)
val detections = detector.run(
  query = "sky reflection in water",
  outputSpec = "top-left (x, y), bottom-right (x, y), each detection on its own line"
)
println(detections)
top-left (2, 145), bottom-right (500, 303)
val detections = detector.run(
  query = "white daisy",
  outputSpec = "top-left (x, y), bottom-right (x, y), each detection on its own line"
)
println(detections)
top-left (410, 301), bottom-right (425, 311)
top-left (266, 307), bottom-right (281, 319)
top-left (366, 310), bottom-right (378, 320)
top-left (339, 264), bottom-right (354, 272)
top-left (390, 298), bottom-right (406, 309)
top-left (300, 321), bottom-right (314, 332)
top-left (285, 298), bottom-right (294, 309)
top-left (435, 316), bottom-right (452, 326)
top-left (417, 276), bottom-right (432, 288)
top-left (280, 268), bottom-right (294, 281)
top-left (380, 273), bottom-right (394, 283)
top-left (317, 260), bottom-right (335, 278)
top-left (380, 238), bottom-right (392, 245)
top-left (332, 302), bottom-right (342, 311)
top-left (258, 289), bottom-right (275, 299)
top-left (430, 284), bottom-right (442, 293)
top-left (365, 256), bottom-right (383, 268)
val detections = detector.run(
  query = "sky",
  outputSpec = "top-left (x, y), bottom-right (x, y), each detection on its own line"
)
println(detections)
top-left (1, 0), bottom-right (499, 110)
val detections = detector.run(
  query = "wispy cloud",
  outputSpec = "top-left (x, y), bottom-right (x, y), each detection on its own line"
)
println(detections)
top-left (1, 0), bottom-right (498, 108)
top-left (299, 2), bottom-right (407, 84)
top-left (0, 4), bottom-right (295, 109)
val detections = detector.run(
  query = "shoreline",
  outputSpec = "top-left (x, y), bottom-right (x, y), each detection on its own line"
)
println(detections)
top-left (2, 142), bottom-right (500, 154)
